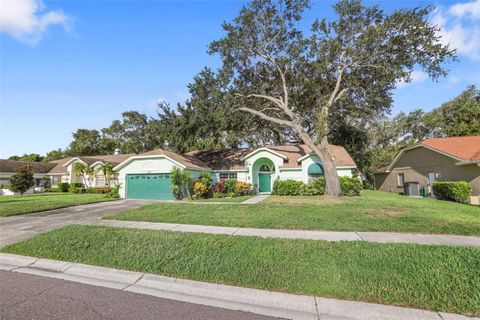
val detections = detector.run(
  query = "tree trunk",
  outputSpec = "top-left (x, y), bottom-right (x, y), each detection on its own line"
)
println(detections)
top-left (295, 127), bottom-right (341, 196)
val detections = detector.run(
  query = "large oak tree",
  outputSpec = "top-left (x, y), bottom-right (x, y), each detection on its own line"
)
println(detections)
top-left (209, 0), bottom-right (455, 196)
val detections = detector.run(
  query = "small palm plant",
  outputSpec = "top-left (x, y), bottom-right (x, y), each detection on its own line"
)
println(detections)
top-left (72, 162), bottom-right (88, 187)
top-left (95, 163), bottom-right (115, 187)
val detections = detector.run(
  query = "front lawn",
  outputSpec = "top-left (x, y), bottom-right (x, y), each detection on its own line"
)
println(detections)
top-left (2, 225), bottom-right (479, 315)
top-left (106, 190), bottom-right (480, 235)
top-left (0, 193), bottom-right (115, 217)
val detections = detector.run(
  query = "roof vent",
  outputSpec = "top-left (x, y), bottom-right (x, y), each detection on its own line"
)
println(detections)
top-left (114, 148), bottom-right (122, 155)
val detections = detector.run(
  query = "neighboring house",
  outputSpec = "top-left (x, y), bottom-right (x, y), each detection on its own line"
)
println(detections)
top-left (0, 144), bottom-right (357, 199)
top-left (114, 144), bottom-right (356, 199)
top-left (0, 160), bottom-right (54, 187)
top-left (374, 136), bottom-right (480, 204)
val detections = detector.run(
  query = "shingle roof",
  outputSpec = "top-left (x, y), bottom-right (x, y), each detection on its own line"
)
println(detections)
top-left (0, 160), bottom-right (56, 173)
top-left (187, 144), bottom-right (357, 170)
top-left (139, 149), bottom-right (211, 170)
top-left (421, 136), bottom-right (480, 161)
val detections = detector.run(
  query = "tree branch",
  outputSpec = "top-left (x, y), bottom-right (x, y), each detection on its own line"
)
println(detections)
top-left (238, 107), bottom-right (295, 127)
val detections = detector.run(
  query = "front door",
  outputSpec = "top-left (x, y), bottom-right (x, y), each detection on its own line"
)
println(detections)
top-left (258, 173), bottom-right (271, 193)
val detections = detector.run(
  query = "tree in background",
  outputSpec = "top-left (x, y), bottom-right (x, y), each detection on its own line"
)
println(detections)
top-left (209, 0), bottom-right (454, 195)
top-left (43, 149), bottom-right (66, 162)
top-left (9, 165), bottom-right (35, 196)
top-left (8, 153), bottom-right (44, 162)
top-left (68, 129), bottom-right (102, 156)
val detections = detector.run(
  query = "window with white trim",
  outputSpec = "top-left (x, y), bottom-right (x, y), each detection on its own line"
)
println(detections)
top-left (397, 173), bottom-right (405, 187)
top-left (219, 172), bottom-right (237, 180)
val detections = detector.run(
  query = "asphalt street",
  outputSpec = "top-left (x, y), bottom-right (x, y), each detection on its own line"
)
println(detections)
top-left (0, 271), bottom-right (282, 320)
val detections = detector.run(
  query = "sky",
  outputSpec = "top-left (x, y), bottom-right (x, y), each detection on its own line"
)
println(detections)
top-left (0, 0), bottom-right (479, 159)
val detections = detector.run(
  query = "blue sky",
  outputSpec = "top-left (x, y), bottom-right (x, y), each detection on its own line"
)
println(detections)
top-left (1, 0), bottom-right (479, 159)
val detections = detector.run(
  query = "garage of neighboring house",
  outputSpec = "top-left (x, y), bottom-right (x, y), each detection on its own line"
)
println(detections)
top-left (113, 149), bottom-right (210, 200)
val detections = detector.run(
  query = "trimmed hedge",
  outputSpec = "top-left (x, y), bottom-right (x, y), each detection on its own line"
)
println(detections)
top-left (432, 181), bottom-right (472, 204)
top-left (69, 183), bottom-right (84, 192)
top-left (57, 182), bottom-right (69, 192)
top-left (45, 187), bottom-right (58, 192)
top-left (273, 177), bottom-right (362, 196)
top-left (86, 187), bottom-right (112, 194)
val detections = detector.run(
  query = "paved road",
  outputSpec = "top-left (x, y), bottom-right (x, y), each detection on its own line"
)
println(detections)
top-left (0, 271), bottom-right (279, 320)
top-left (0, 200), bottom-right (153, 247)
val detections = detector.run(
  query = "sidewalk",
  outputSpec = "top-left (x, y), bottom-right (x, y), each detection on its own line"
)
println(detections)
top-left (0, 253), bottom-right (476, 320)
top-left (96, 220), bottom-right (480, 247)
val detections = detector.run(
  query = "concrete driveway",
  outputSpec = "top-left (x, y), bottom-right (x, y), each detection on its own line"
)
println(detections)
top-left (0, 200), bottom-right (152, 247)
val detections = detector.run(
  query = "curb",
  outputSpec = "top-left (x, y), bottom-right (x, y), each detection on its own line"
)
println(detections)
top-left (1, 253), bottom-right (477, 320)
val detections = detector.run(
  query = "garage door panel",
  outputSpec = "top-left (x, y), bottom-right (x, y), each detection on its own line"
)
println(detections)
top-left (127, 174), bottom-right (174, 200)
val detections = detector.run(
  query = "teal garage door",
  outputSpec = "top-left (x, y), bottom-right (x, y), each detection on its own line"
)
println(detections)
top-left (126, 174), bottom-right (174, 200)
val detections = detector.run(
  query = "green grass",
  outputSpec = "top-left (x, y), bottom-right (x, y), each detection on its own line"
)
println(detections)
top-left (0, 193), bottom-right (115, 217)
top-left (187, 196), bottom-right (253, 203)
top-left (2, 224), bottom-right (479, 315)
top-left (106, 190), bottom-right (480, 235)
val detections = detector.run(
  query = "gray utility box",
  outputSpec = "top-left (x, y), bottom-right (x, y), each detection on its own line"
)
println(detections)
top-left (404, 182), bottom-right (420, 197)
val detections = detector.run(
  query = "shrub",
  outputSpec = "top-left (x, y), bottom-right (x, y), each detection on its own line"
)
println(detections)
top-left (69, 183), bottom-right (83, 192)
top-left (105, 184), bottom-right (121, 199)
top-left (45, 187), bottom-right (58, 192)
top-left (193, 181), bottom-right (209, 199)
top-left (86, 187), bottom-right (112, 194)
top-left (311, 178), bottom-right (326, 195)
top-left (57, 182), bottom-right (69, 192)
top-left (72, 187), bottom-right (86, 194)
top-left (339, 176), bottom-right (362, 196)
top-left (172, 185), bottom-right (182, 200)
top-left (224, 179), bottom-right (237, 193)
top-left (171, 167), bottom-right (191, 199)
top-left (273, 177), bottom-right (362, 196)
top-left (234, 181), bottom-right (252, 196)
top-left (212, 181), bottom-right (226, 194)
top-left (212, 191), bottom-right (224, 198)
top-left (272, 179), bottom-right (305, 196)
top-left (432, 181), bottom-right (472, 204)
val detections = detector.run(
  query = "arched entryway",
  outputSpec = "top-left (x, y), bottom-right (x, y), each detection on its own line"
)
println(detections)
top-left (252, 158), bottom-right (275, 193)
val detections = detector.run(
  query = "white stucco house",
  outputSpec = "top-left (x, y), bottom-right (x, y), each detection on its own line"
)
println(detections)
top-left (1, 144), bottom-right (357, 199)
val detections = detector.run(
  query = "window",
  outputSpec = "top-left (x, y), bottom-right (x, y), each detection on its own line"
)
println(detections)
top-left (219, 172), bottom-right (237, 180)
top-left (308, 163), bottom-right (324, 182)
top-left (397, 173), bottom-right (405, 187)
top-left (259, 164), bottom-right (271, 172)
top-left (51, 176), bottom-right (62, 186)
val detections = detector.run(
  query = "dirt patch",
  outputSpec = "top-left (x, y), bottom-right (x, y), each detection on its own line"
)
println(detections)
top-left (365, 208), bottom-right (409, 218)
top-left (264, 196), bottom-right (347, 206)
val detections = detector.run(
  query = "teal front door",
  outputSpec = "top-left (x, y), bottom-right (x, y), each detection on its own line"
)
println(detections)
top-left (126, 174), bottom-right (174, 200)
top-left (258, 173), bottom-right (271, 193)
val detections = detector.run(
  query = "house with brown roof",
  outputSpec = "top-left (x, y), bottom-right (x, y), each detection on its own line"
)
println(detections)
top-left (113, 144), bottom-right (357, 199)
top-left (1, 144), bottom-right (357, 199)
top-left (374, 136), bottom-right (480, 204)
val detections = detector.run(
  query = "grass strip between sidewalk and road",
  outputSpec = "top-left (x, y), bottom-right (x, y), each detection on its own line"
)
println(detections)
top-left (2, 224), bottom-right (479, 316)
top-left (105, 190), bottom-right (480, 235)
top-left (0, 193), bottom-right (115, 217)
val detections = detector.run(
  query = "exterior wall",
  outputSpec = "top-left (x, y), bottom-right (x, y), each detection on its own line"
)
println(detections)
top-left (374, 146), bottom-right (480, 196)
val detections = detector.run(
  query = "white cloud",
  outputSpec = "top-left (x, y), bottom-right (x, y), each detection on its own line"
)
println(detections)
top-left (431, 0), bottom-right (480, 60)
top-left (449, 0), bottom-right (480, 19)
top-left (396, 70), bottom-right (428, 88)
top-left (0, 0), bottom-right (70, 46)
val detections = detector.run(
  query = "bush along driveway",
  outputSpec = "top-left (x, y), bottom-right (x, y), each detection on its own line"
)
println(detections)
top-left (2, 225), bottom-right (479, 316)
top-left (105, 190), bottom-right (480, 236)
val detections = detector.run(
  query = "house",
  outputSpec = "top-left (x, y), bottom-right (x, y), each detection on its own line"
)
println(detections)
top-left (0, 160), bottom-right (55, 193)
top-left (114, 144), bottom-right (356, 199)
top-left (374, 136), bottom-right (480, 204)
top-left (0, 144), bottom-right (357, 199)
